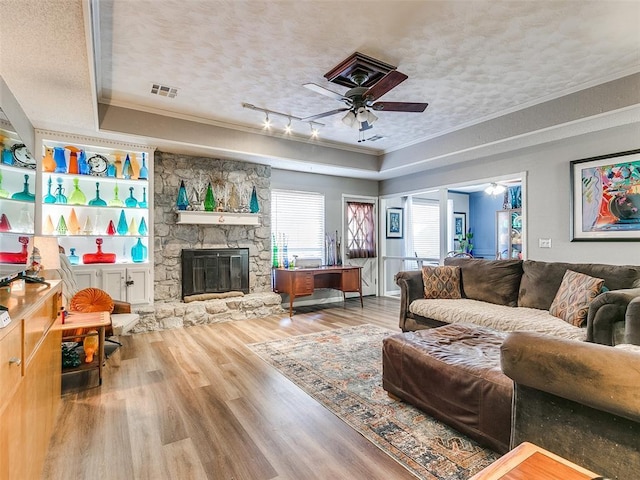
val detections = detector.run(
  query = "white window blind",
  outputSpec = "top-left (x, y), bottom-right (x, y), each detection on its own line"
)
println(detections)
top-left (272, 189), bottom-right (325, 261)
top-left (411, 199), bottom-right (440, 259)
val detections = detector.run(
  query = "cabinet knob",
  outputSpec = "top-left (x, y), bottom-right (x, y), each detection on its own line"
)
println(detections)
top-left (9, 357), bottom-right (21, 366)
top-left (125, 280), bottom-right (135, 286)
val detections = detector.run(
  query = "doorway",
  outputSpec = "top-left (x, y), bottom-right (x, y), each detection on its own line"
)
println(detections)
top-left (343, 195), bottom-right (378, 296)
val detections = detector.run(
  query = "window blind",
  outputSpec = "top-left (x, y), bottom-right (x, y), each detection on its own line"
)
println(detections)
top-left (271, 189), bottom-right (325, 261)
top-left (411, 199), bottom-right (440, 258)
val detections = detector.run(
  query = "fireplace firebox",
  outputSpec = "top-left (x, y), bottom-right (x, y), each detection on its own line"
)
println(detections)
top-left (181, 248), bottom-right (249, 299)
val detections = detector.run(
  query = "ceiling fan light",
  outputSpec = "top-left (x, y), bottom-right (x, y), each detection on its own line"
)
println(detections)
top-left (366, 110), bottom-right (378, 125)
top-left (342, 111), bottom-right (356, 127)
top-left (355, 107), bottom-right (368, 123)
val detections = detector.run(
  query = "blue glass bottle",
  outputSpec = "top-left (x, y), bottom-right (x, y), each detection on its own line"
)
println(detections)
top-left (250, 186), bottom-right (259, 213)
top-left (122, 154), bottom-right (132, 179)
top-left (77, 150), bottom-right (90, 175)
top-left (2, 147), bottom-right (13, 165)
top-left (88, 182), bottom-right (107, 206)
top-left (54, 177), bottom-right (67, 204)
top-left (176, 180), bottom-right (189, 210)
top-left (139, 153), bottom-right (148, 180)
top-left (68, 248), bottom-right (80, 265)
top-left (138, 187), bottom-right (148, 208)
top-left (44, 176), bottom-right (56, 203)
top-left (107, 160), bottom-right (116, 178)
top-left (117, 210), bottom-right (128, 235)
top-left (138, 216), bottom-right (148, 236)
top-left (125, 187), bottom-right (138, 208)
top-left (53, 147), bottom-right (67, 173)
top-left (131, 238), bottom-right (148, 263)
top-left (11, 175), bottom-right (36, 202)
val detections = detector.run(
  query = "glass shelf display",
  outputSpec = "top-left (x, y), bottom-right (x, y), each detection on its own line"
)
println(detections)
top-left (496, 208), bottom-right (522, 260)
top-left (39, 137), bottom-right (151, 265)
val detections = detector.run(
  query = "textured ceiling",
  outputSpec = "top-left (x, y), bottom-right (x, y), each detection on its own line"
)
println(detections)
top-left (1, 0), bottom-right (639, 168)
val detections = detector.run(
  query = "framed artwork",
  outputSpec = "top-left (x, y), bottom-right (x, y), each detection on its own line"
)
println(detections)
top-left (453, 211), bottom-right (466, 250)
top-left (386, 207), bottom-right (404, 238)
top-left (570, 149), bottom-right (640, 241)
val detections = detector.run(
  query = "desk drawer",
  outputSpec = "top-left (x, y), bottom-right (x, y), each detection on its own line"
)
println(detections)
top-left (24, 294), bottom-right (57, 365)
top-left (0, 322), bottom-right (23, 403)
top-left (294, 272), bottom-right (315, 295)
top-left (341, 268), bottom-right (361, 292)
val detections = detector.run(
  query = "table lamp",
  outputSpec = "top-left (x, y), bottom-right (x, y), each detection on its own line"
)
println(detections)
top-left (25, 236), bottom-right (61, 285)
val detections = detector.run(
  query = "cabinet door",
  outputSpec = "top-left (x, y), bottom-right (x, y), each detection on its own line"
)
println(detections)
top-left (101, 268), bottom-right (126, 302)
top-left (341, 268), bottom-right (361, 292)
top-left (74, 268), bottom-right (99, 290)
top-left (126, 267), bottom-right (150, 304)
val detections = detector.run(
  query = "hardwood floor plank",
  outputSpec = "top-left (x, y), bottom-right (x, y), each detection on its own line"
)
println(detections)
top-left (44, 297), bottom-right (416, 479)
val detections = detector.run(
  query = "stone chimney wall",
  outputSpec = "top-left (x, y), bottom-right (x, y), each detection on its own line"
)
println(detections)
top-left (153, 151), bottom-right (271, 302)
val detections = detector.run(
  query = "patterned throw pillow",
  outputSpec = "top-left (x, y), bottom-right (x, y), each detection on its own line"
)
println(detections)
top-left (422, 265), bottom-right (462, 299)
top-left (549, 270), bottom-right (604, 327)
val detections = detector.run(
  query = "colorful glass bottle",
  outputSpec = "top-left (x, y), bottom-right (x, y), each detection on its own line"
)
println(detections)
top-left (129, 153), bottom-right (140, 179)
top-left (42, 147), bottom-right (56, 172)
top-left (138, 187), bottom-right (148, 208)
top-left (138, 216), bottom-right (148, 236)
top-left (250, 186), bottom-right (259, 213)
top-left (2, 147), bottom-right (13, 165)
top-left (43, 214), bottom-right (55, 235)
top-left (68, 248), bottom-right (79, 265)
top-left (108, 184), bottom-right (124, 207)
top-left (272, 234), bottom-right (279, 268)
top-left (16, 206), bottom-right (33, 233)
top-left (176, 180), bottom-right (189, 210)
top-left (54, 177), bottom-right (67, 204)
top-left (116, 210), bottom-right (128, 235)
top-left (88, 182), bottom-right (107, 206)
top-left (107, 159), bottom-right (116, 178)
top-left (44, 176), bottom-right (56, 203)
top-left (0, 213), bottom-right (12, 232)
top-left (67, 146), bottom-right (79, 174)
top-left (131, 238), bottom-right (148, 263)
top-left (11, 175), bottom-right (36, 202)
top-left (128, 217), bottom-right (138, 235)
top-left (139, 153), bottom-right (148, 180)
top-left (53, 147), bottom-right (67, 173)
top-left (106, 219), bottom-right (117, 235)
top-left (125, 187), bottom-right (138, 208)
top-left (68, 208), bottom-right (81, 235)
top-left (114, 154), bottom-right (122, 178)
top-left (122, 154), bottom-right (132, 179)
top-left (204, 183), bottom-right (215, 211)
top-left (82, 215), bottom-right (94, 235)
top-left (68, 178), bottom-right (87, 205)
top-left (56, 215), bottom-right (68, 235)
top-left (77, 150), bottom-right (90, 175)
top-left (82, 238), bottom-right (116, 264)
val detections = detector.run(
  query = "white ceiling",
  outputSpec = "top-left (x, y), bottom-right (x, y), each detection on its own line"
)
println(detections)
top-left (1, 0), bottom-right (639, 179)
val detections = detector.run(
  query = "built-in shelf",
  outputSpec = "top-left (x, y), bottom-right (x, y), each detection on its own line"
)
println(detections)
top-left (176, 211), bottom-right (260, 226)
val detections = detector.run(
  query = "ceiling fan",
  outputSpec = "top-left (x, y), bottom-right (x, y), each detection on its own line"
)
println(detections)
top-left (301, 53), bottom-right (429, 132)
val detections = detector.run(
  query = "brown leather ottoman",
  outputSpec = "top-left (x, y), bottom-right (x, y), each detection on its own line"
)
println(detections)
top-left (382, 323), bottom-right (513, 453)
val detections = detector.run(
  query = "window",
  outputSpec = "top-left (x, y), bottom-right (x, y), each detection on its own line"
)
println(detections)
top-left (271, 189), bottom-right (325, 262)
top-left (346, 201), bottom-right (376, 258)
top-left (411, 198), bottom-right (440, 259)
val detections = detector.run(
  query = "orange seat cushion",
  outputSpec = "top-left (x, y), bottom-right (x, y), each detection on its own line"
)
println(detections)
top-left (70, 288), bottom-right (115, 313)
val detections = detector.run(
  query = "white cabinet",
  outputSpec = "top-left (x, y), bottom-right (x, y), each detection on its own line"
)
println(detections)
top-left (34, 130), bottom-right (155, 305)
top-left (72, 264), bottom-right (151, 305)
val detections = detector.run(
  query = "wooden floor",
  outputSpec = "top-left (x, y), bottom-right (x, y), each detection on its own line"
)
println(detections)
top-left (42, 297), bottom-right (419, 480)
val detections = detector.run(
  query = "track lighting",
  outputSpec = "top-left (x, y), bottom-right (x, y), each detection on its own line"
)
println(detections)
top-left (242, 102), bottom-right (324, 136)
top-left (310, 123), bottom-right (319, 138)
top-left (263, 113), bottom-right (271, 130)
top-left (284, 117), bottom-right (292, 134)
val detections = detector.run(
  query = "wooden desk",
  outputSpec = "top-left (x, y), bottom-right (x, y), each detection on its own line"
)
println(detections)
top-left (469, 442), bottom-right (601, 480)
top-left (54, 311), bottom-right (110, 386)
top-left (273, 266), bottom-right (363, 316)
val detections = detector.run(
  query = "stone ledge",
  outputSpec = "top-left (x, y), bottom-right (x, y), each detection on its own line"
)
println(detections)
top-left (130, 292), bottom-right (284, 333)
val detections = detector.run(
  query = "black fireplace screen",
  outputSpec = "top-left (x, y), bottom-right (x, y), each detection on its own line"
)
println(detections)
top-left (181, 248), bottom-right (249, 298)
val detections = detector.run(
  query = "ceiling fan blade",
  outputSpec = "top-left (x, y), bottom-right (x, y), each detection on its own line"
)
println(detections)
top-left (303, 83), bottom-right (348, 102)
top-left (300, 108), bottom-right (349, 122)
top-left (362, 70), bottom-right (408, 101)
top-left (371, 102), bottom-right (428, 112)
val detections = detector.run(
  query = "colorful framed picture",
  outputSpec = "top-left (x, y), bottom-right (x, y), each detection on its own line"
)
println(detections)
top-left (453, 211), bottom-right (466, 250)
top-left (570, 149), bottom-right (640, 241)
top-left (386, 207), bottom-right (403, 238)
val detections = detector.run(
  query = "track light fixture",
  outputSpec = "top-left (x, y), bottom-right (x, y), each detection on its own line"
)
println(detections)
top-left (242, 103), bottom-right (324, 138)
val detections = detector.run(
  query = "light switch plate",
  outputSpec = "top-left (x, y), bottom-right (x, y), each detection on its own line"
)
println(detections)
top-left (539, 238), bottom-right (552, 248)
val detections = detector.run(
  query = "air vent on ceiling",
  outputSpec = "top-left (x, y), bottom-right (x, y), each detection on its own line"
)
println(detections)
top-left (150, 83), bottom-right (178, 98)
top-left (367, 135), bottom-right (384, 142)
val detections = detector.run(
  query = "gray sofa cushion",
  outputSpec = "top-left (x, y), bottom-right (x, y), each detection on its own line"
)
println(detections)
top-left (518, 260), bottom-right (640, 310)
top-left (444, 257), bottom-right (523, 306)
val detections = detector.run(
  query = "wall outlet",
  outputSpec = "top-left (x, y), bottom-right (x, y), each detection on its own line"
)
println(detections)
top-left (539, 238), bottom-right (552, 248)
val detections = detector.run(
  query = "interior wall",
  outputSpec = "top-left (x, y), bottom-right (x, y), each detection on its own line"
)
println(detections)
top-left (380, 123), bottom-right (640, 265)
top-left (469, 191), bottom-right (504, 259)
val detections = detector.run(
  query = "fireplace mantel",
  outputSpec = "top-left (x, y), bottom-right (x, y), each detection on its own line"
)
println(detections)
top-left (176, 211), bottom-right (260, 225)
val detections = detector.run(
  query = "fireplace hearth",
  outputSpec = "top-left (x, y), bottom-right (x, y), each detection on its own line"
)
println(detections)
top-left (181, 248), bottom-right (249, 299)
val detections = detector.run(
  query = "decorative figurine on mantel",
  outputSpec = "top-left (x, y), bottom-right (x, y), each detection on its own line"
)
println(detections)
top-left (176, 180), bottom-right (190, 211)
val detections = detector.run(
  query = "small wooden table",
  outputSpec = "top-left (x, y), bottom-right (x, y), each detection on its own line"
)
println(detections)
top-left (469, 442), bottom-right (601, 480)
top-left (273, 266), bottom-right (363, 316)
top-left (54, 311), bottom-right (111, 386)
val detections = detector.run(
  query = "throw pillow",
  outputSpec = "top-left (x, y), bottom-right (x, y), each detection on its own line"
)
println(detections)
top-left (422, 265), bottom-right (462, 299)
top-left (70, 287), bottom-right (115, 313)
top-left (549, 270), bottom-right (604, 327)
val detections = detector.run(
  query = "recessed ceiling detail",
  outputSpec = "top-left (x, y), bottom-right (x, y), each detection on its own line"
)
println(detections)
top-left (150, 83), bottom-right (178, 98)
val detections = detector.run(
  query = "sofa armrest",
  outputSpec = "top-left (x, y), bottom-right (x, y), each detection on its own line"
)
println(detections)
top-left (394, 270), bottom-right (424, 330)
top-left (500, 331), bottom-right (640, 422)
top-left (625, 296), bottom-right (640, 345)
top-left (586, 287), bottom-right (640, 345)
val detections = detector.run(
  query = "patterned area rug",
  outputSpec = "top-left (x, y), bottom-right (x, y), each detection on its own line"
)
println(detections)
top-left (248, 324), bottom-right (500, 480)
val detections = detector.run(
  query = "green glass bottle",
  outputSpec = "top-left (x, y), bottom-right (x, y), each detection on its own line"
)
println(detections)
top-left (68, 178), bottom-right (87, 205)
top-left (204, 183), bottom-right (215, 212)
top-left (108, 184), bottom-right (124, 207)
top-left (0, 171), bottom-right (11, 198)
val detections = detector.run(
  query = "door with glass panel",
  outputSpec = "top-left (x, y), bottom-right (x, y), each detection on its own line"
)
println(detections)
top-left (343, 196), bottom-right (378, 296)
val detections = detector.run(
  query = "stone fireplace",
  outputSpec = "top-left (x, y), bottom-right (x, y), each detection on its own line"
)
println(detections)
top-left (132, 151), bottom-right (283, 332)
top-left (181, 247), bottom-right (249, 298)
